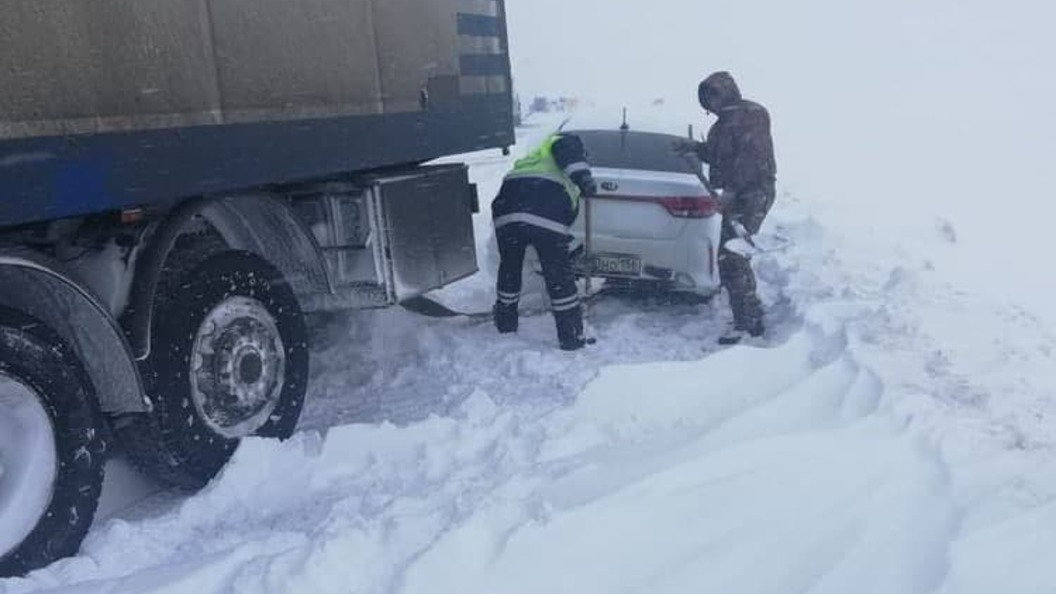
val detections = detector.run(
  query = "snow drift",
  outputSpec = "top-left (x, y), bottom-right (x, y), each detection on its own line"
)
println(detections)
top-left (5, 134), bottom-right (1056, 592)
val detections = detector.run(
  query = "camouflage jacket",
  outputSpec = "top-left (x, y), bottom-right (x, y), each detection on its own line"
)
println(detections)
top-left (696, 72), bottom-right (777, 194)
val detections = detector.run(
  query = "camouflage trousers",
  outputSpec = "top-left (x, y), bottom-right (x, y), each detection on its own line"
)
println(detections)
top-left (718, 183), bottom-right (776, 333)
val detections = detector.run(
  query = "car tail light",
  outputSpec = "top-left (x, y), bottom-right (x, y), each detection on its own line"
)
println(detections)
top-left (658, 196), bottom-right (720, 218)
top-left (601, 194), bottom-right (720, 218)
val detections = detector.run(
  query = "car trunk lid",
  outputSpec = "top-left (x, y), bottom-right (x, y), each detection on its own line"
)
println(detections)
top-left (572, 167), bottom-right (715, 241)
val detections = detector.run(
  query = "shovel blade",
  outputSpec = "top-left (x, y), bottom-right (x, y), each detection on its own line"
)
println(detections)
top-left (723, 234), bottom-right (792, 257)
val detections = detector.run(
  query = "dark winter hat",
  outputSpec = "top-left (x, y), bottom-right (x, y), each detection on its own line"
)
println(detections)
top-left (698, 71), bottom-right (742, 111)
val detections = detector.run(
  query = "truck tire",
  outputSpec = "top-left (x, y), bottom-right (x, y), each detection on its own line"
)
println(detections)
top-left (0, 307), bottom-right (107, 577)
top-left (119, 251), bottom-right (308, 489)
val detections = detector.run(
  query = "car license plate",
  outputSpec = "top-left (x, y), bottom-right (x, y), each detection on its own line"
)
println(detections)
top-left (590, 253), bottom-right (641, 276)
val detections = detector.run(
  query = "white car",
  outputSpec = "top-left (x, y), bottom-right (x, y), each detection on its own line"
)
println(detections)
top-left (567, 127), bottom-right (723, 298)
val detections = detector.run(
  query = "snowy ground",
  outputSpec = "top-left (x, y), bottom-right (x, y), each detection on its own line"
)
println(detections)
top-left (3, 116), bottom-right (1056, 594)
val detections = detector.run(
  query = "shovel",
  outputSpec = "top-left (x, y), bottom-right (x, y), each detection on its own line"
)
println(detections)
top-left (582, 191), bottom-right (594, 317)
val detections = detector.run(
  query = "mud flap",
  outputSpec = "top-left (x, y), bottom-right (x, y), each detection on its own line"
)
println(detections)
top-left (399, 295), bottom-right (471, 319)
top-left (400, 290), bottom-right (605, 321)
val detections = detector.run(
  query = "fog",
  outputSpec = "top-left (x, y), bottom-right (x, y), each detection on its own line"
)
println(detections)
top-left (507, 0), bottom-right (1056, 319)
top-left (508, 0), bottom-right (1054, 211)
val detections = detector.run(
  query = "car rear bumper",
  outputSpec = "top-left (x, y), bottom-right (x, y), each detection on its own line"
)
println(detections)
top-left (571, 216), bottom-right (722, 294)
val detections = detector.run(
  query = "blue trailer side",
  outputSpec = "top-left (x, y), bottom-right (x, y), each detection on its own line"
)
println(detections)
top-left (0, 0), bottom-right (516, 576)
top-left (0, 95), bottom-right (512, 227)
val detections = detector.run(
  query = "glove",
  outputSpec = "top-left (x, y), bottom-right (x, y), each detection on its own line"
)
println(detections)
top-left (577, 174), bottom-right (598, 198)
top-left (672, 138), bottom-right (704, 157)
top-left (583, 178), bottom-right (598, 197)
top-left (716, 189), bottom-right (735, 210)
top-left (672, 138), bottom-right (695, 154)
top-left (731, 220), bottom-right (751, 241)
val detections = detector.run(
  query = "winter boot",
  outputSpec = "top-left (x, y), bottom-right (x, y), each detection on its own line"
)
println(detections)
top-left (494, 302), bottom-right (518, 334)
top-left (718, 328), bottom-right (747, 345)
top-left (717, 321), bottom-right (764, 346)
top-left (554, 307), bottom-right (595, 351)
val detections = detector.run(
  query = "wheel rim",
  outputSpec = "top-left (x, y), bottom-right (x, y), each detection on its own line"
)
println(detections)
top-left (190, 296), bottom-right (286, 440)
top-left (0, 374), bottom-right (58, 557)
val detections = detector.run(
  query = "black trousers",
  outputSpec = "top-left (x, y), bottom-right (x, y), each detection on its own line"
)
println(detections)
top-left (494, 222), bottom-right (583, 347)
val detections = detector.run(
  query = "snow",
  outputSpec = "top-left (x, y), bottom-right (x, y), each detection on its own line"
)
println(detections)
top-left (4, 114), bottom-right (1055, 591)
top-left (1, 327), bottom-right (951, 594)
top-left (5, 1), bottom-right (1056, 590)
top-left (0, 377), bottom-right (57, 558)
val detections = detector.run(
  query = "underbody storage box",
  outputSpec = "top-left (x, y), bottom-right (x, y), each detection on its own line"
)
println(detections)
top-left (294, 164), bottom-right (478, 312)
top-left (370, 165), bottom-right (479, 301)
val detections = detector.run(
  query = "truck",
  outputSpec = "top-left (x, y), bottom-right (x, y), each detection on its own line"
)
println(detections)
top-left (0, 0), bottom-right (512, 576)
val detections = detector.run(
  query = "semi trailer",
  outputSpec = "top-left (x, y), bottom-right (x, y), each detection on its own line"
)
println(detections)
top-left (0, 0), bottom-right (512, 575)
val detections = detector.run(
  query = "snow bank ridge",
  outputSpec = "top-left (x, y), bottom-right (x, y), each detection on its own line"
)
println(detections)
top-left (1, 315), bottom-right (964, 594)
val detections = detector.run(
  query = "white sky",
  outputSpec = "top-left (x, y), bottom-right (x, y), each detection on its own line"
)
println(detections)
top-left (506, 0), bottom-right (1056, 321)
top-left (506, 0), bottom-right (1056, 221)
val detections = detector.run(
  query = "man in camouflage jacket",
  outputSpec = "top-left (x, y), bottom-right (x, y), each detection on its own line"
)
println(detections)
top-left (680, 71), bottom-right (777, 344)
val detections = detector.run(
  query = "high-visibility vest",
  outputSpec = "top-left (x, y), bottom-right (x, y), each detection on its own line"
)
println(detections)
top-left (503, 134), bottom-right (581, 209)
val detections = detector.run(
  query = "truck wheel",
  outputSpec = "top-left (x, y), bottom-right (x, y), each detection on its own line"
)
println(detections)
top-left (0, 307), bottom-right (107, 577)
top-left (120, 251), bottom-right (308, 489)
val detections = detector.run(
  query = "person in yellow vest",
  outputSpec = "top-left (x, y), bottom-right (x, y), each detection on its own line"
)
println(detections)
top-left (492, 132), bottom-right (598, 350)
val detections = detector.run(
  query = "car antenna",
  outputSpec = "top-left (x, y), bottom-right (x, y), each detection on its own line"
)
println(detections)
top-left (619, 107), bottom-right (630, 132)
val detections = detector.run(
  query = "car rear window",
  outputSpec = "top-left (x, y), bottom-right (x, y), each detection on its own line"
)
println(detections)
top-left (569, 130), bottom-right (702, 174)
